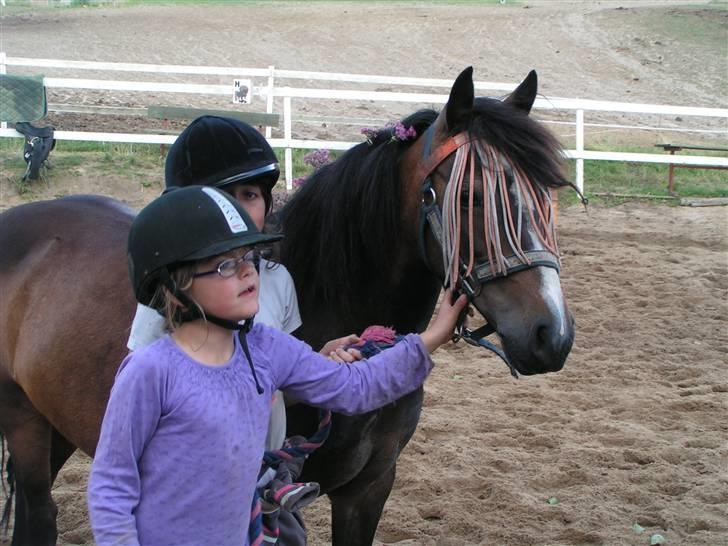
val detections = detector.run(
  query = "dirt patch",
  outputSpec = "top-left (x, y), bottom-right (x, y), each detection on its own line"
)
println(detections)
top-left (37, 201), bottom-right (728, 546)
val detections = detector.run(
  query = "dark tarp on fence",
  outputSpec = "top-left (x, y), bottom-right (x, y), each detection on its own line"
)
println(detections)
top-left (0, 75), bottom-right (47, 122)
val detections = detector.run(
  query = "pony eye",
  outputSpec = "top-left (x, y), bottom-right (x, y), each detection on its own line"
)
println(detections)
top-left (460, 190), bottom-right (483, 207)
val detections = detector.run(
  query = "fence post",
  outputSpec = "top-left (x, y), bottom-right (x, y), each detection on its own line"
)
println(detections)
top-left (284, 96), bottom-right (293, 191)
top-left (265, 65), bottom-right (275, 140)
top-left (0, 51), bottom-right (6, 130)
top-left (575, 109), bottom-right (584, 194)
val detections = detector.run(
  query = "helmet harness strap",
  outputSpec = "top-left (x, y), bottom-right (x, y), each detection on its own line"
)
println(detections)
top-left (159, 268), bottom-right (264, 394)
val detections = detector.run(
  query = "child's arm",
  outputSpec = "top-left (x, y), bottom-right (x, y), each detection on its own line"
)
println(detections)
top-left (269, 290), bottom-right (467, 414)
top-left (87, 355), bottom-right (164, 546)
top-left (320, 288), bottom-right (467, 362)
top-left (420, 291), bottom-right (468, 352)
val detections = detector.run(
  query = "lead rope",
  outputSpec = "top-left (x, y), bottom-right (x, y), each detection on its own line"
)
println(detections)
top-left (249, 411), bottom-right (332, 546)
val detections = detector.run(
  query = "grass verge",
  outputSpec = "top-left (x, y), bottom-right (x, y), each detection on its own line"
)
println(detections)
top-left (558, 144), bottom-right (727, 206)
top-left (1, 139), bottom-right (724, 205)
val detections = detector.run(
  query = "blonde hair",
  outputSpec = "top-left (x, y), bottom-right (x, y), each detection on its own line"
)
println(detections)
top-left (147, 263), bottom-right (203, 332)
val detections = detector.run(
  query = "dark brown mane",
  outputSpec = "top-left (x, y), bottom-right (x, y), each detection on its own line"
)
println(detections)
top-left (279, 110), bottom-right (438, 314)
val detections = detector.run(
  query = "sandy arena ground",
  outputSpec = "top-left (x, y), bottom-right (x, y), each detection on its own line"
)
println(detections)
top-left (0, 1), bottom-right (727, 545)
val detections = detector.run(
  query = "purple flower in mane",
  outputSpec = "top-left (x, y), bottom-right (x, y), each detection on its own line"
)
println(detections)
top-left (292, 176), bottom-right (307, 188)
top-left (360, 122), bottom-right (417, 145)
top-left (391, 121), bottom-right (417, 142)
top-left (361, 127), bottom-right (378, 144)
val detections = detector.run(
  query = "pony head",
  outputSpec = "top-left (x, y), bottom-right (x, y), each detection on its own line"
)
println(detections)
top-left (403, 67), bottom-right (575, 374)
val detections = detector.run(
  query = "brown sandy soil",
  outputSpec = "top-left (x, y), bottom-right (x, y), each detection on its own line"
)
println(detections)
top-left (0, 1), bottom-right (727, 545)
top-left (38, 201), bottom-right (728, 546)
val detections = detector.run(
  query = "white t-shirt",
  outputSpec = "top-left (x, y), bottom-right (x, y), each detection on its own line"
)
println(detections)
top-left (126, 259), bottom-right (302, 451)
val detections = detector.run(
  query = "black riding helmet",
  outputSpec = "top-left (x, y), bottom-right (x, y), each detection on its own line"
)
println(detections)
top-left (164, 115), bottom-right (279, 213)
top-left (128, 185), bottom-right (282, 308)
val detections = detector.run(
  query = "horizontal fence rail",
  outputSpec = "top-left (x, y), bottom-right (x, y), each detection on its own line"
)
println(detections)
top-left (2, 56), bottom-right (521, 92)
top-left (1, 54), bottom-right (726, 191)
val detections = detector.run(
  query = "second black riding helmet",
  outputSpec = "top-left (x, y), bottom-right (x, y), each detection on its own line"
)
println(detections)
top-left (165, 115), bottom-right (280, 211)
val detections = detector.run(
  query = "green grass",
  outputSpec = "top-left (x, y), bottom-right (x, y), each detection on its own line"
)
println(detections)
top-left (0, 138), bottom-right (335, 187)
top-left (557, 144), bottom-right (728, 206)
top-left (1, 138), bottom-right (724, 204)
top-left (639, 3), bottom-right (728, 47)
top-left (1, 139), bottom-right (163, 172)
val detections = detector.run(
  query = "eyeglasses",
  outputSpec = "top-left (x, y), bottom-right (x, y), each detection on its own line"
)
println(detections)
top-left (193, 249), bottom-right (261, 279)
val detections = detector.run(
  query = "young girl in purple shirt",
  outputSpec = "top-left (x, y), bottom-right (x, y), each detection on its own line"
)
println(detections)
top-left (87, 185), bottom-right (466, 546)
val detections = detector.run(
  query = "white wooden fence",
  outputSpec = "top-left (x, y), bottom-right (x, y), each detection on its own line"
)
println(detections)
top-left (1, 54), bottom-right (726, 191)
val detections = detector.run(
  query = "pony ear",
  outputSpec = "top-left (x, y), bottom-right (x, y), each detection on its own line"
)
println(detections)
top-left (504, 70), bottom-right (538, 114)
top-left (445, 66), bottom-right (475, 130)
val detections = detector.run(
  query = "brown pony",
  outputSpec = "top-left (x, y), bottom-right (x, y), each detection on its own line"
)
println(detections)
top-left (0, 67), bottom-right (576, 545)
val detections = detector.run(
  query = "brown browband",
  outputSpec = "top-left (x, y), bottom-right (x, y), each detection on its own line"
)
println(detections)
top-left (414, 132), bottom-right (473, 185)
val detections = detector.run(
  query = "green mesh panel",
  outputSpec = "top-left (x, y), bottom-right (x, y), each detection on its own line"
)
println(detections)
top-left (0, 75), bottom-right (47, 122)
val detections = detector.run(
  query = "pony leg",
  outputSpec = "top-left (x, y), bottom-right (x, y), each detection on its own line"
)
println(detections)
top-left (328, 464), bottom-right (397, 546)
top-left (0, 385), bottom-right (58, 546)
top-left (325, 388), bottom-right (423, 546)
top-left (50, 429), bottom-right (76, 484)
top-left (6, 419), bottom-right (57, 546)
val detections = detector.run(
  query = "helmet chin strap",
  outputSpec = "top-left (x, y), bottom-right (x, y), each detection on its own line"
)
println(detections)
top-left (160, 269), bottom-right (264, 394)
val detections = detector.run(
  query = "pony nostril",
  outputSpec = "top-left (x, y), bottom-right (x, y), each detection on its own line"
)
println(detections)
top-left (535, 321), bottom-right (573, 364)
top-left (536, 323), bottom-right (554, 346)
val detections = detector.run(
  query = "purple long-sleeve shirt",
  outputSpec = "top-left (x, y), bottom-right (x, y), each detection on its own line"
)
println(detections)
top-left (88, 324), bottom-right (433, 546)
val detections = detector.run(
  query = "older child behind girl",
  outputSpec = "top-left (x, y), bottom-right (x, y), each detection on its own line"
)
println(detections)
top-left (88, 186), bottom-right (466, 546)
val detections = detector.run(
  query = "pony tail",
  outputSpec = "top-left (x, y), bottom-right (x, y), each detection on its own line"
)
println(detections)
top-left (0, 434), bottom-right (15, 534)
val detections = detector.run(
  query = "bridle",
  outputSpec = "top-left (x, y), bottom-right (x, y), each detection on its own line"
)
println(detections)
top-left (415, 124), bottom-right (561, 377)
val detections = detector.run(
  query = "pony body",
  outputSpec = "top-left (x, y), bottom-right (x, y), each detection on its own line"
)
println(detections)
top-left (0, 68), bottom-right (575, 546)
